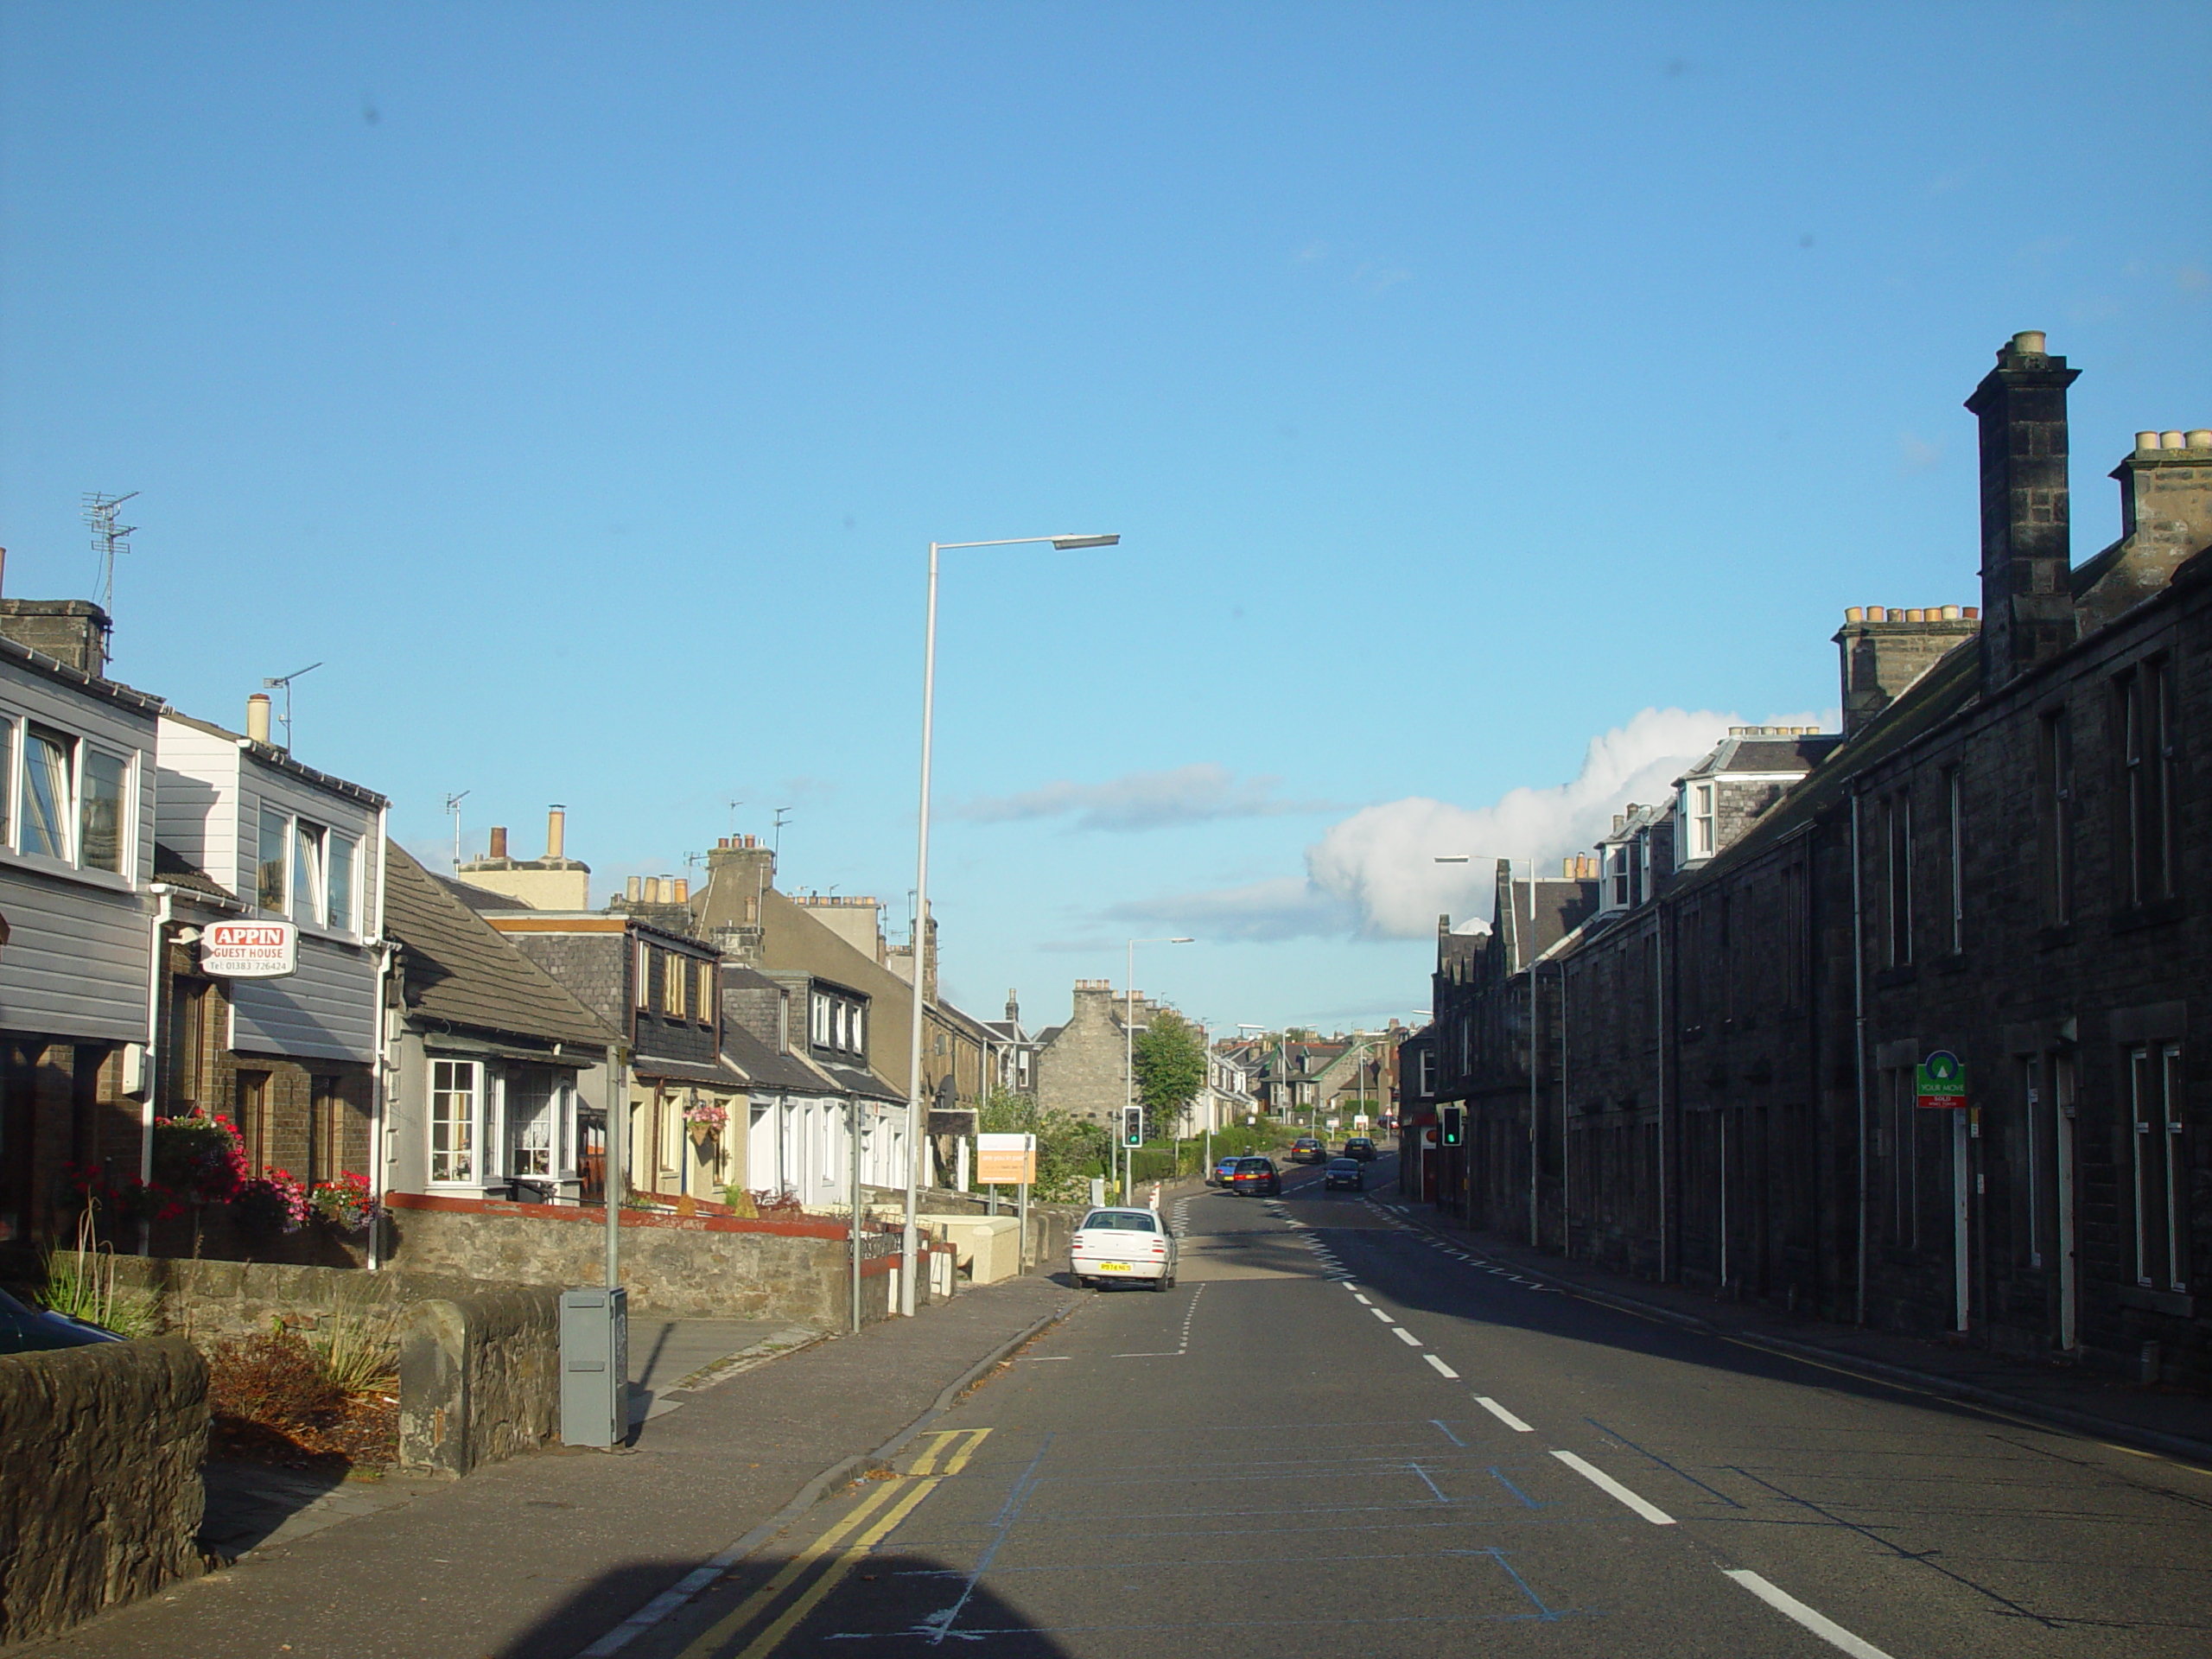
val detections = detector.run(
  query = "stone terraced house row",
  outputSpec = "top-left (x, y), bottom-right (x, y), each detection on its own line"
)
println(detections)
top-left (1414, 333), bottom-right (2212, 1388)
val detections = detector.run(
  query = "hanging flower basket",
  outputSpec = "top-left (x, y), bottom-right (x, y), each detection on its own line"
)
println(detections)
top-left (683, 1102), bottom-right (728, 1140)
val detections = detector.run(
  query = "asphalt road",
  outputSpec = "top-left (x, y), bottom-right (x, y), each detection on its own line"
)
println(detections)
top-left (632, 1153), bottom-right (2212, 1658)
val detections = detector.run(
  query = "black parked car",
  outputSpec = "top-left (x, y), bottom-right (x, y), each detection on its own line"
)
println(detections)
top-left (0, 1287), bottom-right (124, 1355)
top-left (1342, 1136), bottom-right (1377, 1161)
top-left (1322, 1157), bottom-right (1365, 1192)
top-left (1228, 1156), bottom-right (1282, 1196)
top-left (1289, 1136), bottom-right (1327, 1164)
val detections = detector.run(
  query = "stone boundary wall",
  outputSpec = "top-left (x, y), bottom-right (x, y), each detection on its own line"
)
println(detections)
top-left (0, 1338), bottom-right (208, 1645)
top-left (385, 1193), bottom-right (944, 1325)
top-left (397, 1287), bottom-right (560, 1478)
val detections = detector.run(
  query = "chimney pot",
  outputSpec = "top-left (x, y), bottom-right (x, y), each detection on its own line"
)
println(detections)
top-left (1844, 606), bottom-right (1865, 622)
top-left (673, 878), bottom-right (690, 904)
top-left (2162, 431), bottom-right (2187, 450)
top-left (245, 692), bottom-right (272, 745)
top-left (1964, 607), bottom-right (1980, 620)
top-left (2012, 330), bottom-right (2047, 357)
top-left (1941, 604), bottom-right (1961, 620)
top-left (546, 807), bottom-right (566, 860)
top-left (2139, 431), bottom-right (2162, 452)
top-left (1867, 606), bottom-right (1887, 622)
top-left (2189, 430), bottom-right (2212, 450)
top-left (626, 875), bottom-right (643, 902)
top-left (489, 825), bottom-right (509, 860)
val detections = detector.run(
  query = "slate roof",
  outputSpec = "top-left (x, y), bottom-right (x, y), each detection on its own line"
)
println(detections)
top-left (1681, 636), bottom-right (1982, 890)
top-left (384, 844), bottom-right (620, 1050)
top-left (720, 1020), bottom-right (838, 1094)
top-left (151, 842), bottom-right (246, 906)
top-left (1681, 732), bottom-right (1842, 779)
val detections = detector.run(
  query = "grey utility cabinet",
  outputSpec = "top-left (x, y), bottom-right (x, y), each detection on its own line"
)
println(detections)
top-left (560, 1285), bottom-right (629, 1447)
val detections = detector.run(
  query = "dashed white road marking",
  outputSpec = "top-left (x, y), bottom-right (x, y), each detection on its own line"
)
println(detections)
top-left (1473, 1396), bottom-right (1534, 1433)
top-left (1392, 1326), bottom-right (1422, 1347)
top-left (1423, 1353), bottom-right (1460, 1379)
top-left (1352, 1294), bottom-right (1373, 1305)
top-left (1551, 1449), bottom-right (1675, 1525)
top-left (1723, 1570), bottom-right (1897, 1659)
top-left (1369, 1306), bottom-right (1396, 1325)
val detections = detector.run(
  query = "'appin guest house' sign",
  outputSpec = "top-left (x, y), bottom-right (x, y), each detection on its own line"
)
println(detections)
top-left (200, 921), bottom-right (298, 978)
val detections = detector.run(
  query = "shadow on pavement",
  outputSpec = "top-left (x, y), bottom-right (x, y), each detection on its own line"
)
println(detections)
top-left (197, 1459), bottom-right (348, 1558)
top-left (495, 1553), bottom-right (1076, 1658)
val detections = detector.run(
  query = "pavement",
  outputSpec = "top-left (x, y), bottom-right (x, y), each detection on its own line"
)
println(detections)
top-left (617, 1153), bottom-right (2212, 1658)
top-left (28, 1277), bottom-right (1075, 1658)
top-left (1379, 1182), bottom-right (2212, 1465)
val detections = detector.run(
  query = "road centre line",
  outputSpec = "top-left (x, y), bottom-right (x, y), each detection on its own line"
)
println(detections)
top-left (1392, 1327), bottom-right (1423, 1347)
top-left (1424, 1354), bottom-right (1461, 1379)
top-left (1550, 1449), bottom-right (1676, 1525)
top-left (1723, 1569), bottom-right (1897, 1659)
top-left (1474, 1396), bottom-right (1535, 1433)
top-left (1370, 1306), bottom-right (1396, 1324)
top-left (1353, 1294), bottom-right (1373, 1304)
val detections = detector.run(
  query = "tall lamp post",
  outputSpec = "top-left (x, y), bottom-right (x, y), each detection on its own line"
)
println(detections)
top-left (901, 531), bottom-right (1120, 1317)
top-left (1123, 937), bottom-right (1192, 1202)
top-left (1436, 853), bottom-right (1543, 1248)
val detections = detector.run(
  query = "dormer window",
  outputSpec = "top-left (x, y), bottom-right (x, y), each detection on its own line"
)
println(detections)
top-left (1688, 784), bottom-right (1717, 860)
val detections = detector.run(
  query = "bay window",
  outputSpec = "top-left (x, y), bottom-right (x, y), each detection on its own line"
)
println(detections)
top-left (430, 1059), bottom-right (480, 1184)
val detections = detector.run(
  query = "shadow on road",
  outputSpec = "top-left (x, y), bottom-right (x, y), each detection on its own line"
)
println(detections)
top-left (495, 1552), bottom-right (1077, 1658)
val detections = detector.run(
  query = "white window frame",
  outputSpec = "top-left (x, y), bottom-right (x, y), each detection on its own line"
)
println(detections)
top-left (634, 941), bottom-right (652, 1009)
top-left (2132, 1043), bottom-right (2186, 1292)
top-left (429, 1059), bottom-right (481, 1186)
top-left (325, 829), bottom-right (359, 937)
top-left (1688, 783), bottom-right (1717, 860)
top-left (293, 819), bottom-right (328, 926)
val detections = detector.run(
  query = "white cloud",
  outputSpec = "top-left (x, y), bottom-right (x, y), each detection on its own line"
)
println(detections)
top-left (950, 763), bottom-right (1332, 832)
top-left (1081, 706), bottom-right (1839, 944)
top-left (1306, 706), bottom-right (1750, 938)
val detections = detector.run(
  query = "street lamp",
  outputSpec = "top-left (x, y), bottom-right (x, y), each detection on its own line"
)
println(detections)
top-left (1436, 853), bottom-right (1544, 1248)
top-left (1123, 937), bottom-right (1192, 1204)
top-left (901, 531), bottom-right (1120, 1316)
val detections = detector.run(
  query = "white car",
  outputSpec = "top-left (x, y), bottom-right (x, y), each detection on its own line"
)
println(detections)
top-left (1071, 1207), bottom-right (1178, 1291)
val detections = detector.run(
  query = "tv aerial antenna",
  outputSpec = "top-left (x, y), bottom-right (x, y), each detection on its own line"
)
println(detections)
top-left (261, 662), bottom-right (323, 747)
top-left (444, 791), bottom-right (471, 868)
top-left (82, 493), bottom-right (139, 613)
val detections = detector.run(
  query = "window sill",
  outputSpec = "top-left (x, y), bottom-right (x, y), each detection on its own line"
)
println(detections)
top-left (2119, 1284), bottom-right (2194, 1319)
top-left (2111, 898), bottom-right (2184, 937)
top-left (0, 846), bottom-right (137, 895)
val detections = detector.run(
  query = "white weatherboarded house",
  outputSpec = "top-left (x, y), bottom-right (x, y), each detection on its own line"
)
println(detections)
top-left (0, 627), bottom-right (161, 1246)
top-left (153, 709), bottom-right (387, 1184)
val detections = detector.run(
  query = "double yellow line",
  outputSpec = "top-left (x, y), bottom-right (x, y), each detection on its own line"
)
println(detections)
top-left (679, 1429), bottom-right (991, 1659)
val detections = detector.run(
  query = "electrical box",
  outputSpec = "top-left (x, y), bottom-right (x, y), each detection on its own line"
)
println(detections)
top-left (560, 1286), bottom-right (628, 1448)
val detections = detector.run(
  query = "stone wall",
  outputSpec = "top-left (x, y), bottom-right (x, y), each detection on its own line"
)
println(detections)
top-left (385, 1193), bottom-right (935, 1326)
top-left (0, 1338), bottom-right (207, 1645)
top-left (397, 1287), bottom-right (560, 1477)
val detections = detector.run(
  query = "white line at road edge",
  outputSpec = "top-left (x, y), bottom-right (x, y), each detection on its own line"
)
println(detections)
top-left (1724, 1570), bottom-right (1897, 1659)
top-left (1473, 1395), bottom-right (1534, 1433)
top-left (1392, 1326), bottom-right (1422, 1347)
top-left (1551, 1449), bottom-right (1675, 1525)
top-left (1424, 1353), bottom-right (1460, 1379)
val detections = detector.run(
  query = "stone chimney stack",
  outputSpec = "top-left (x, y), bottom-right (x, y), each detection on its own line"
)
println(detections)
top-left (1832, 604), bottom-right (1981, 737)
top-left (0, 598), bottom-right (112, 678)
top-left (1966, 330), bottom-right (2082, 691)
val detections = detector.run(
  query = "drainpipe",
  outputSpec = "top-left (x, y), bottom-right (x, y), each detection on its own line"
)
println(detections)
top-left (365, 802), bottom-right (392, 1270)
top-left (1656, 906), bottom-right (1669, 1283)
top-left (366, 938), bottom-right (396, 1270)
top-left (1851, 785), bottom-right (1870, 1326)
top-left (137, 888), bottom-right (175, 1255)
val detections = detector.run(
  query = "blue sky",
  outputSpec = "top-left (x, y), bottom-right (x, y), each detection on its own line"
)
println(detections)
top-left (3, 3), bottom-right (2205, 1033)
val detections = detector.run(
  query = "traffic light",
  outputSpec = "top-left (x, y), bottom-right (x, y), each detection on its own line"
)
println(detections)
top-left (1122, 1106), bottom-right (1144, 1147)
top-left (1440, 1104), bottom-right (1464, 1147)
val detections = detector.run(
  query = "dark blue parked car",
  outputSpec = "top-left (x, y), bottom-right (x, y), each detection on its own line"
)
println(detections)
top-left (0, 1287), bottom-right (124, 1354)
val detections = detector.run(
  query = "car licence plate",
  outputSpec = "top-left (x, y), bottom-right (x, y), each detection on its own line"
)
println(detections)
top-left (1096, 1261), bottom-right (1131, 1273)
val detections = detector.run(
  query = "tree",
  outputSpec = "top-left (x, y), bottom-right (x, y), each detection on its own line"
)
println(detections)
top-left (1133, 1011), bottom-right (1206, 1140)
top-left (977, 1087), bottom-right (1109, 1204)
